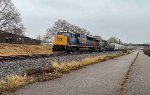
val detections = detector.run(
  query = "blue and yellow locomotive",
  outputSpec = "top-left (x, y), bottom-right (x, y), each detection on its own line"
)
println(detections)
top-left (52, 31), bottom-right (102, 53)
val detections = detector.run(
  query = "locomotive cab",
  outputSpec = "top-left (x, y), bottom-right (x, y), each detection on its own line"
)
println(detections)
top-left (52, 31), bottom-right (79, 53)
top-left (55, 31), bottom-right (77, 45)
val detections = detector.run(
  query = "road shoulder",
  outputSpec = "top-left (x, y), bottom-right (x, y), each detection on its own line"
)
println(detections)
top-left (125, 51), bottom-right (150, 95)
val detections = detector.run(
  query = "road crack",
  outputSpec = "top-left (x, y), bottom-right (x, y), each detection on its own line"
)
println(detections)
top-left (118, 51), bottom-right (139, 95)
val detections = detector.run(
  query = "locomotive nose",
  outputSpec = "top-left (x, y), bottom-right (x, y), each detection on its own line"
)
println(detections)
top-left (52, 35), bottom-right (68, 52)
top-left (54, 35), bottom-right (67, 45)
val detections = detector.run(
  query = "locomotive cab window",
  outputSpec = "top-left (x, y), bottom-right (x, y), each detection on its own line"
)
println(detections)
top-left (57, 32), bottom-right (70, 37)
top-left (71, 33), bottom-right (75, 38)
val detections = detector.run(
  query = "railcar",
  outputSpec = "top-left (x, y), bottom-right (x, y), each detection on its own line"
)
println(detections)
top-left (110, 43), bottom-right (125, 51)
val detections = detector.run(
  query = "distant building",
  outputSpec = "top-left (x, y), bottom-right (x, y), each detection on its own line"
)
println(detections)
top-left (0, 30), bottom-right (41, 45)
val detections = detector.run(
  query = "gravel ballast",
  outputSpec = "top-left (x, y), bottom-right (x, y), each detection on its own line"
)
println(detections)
top-left (0, 51), bottom-right (121, 78)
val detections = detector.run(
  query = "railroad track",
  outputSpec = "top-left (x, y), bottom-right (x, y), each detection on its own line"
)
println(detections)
top-left (0, 51), bottom-right (123, 62)
top-left (0, 51), bottom-right (99, 61)
top-left (0, 54), bottom-right (53, 61)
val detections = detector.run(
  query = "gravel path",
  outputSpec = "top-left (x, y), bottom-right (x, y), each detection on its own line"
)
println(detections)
top-left (0, 51), bottom-right (121, 78)
top-left (14, 51), bottom-right (138, 95)
top-left (125, 51), bottom-right (150, 95)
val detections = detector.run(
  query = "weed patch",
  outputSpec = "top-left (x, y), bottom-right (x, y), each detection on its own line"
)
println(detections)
top-left (51, 53), bottom-right (126, 73)
top-left (0, 75), bottom-right (33, 95)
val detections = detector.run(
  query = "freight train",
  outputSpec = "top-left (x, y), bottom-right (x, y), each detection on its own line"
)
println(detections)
top-left (52, 31), bottom-right (125, 53)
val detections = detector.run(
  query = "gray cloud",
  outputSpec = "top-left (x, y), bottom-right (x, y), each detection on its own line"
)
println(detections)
top-left (12, 0), bottom-right (150, 43)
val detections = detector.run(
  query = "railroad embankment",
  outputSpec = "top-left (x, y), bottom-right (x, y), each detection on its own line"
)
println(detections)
top-left (0, 44), bottom-right (52, 56)
top-left (0, 52), bottom-right (127, 95)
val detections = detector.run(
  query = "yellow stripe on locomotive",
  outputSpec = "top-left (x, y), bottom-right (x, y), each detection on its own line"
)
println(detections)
top-left (82, 38), bottom-right (87, 44)
top-left (54, 35), bottom-right (67, 45)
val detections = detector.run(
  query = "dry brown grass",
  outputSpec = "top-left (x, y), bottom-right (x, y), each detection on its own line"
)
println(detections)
top-left (25, 68), bottom-right (62, 82)
top-left (51, 53), bottom-right (126, 73)
top-left (0, 52), bottom-right (126, 94)
top-left (0, 44), bottom-right (52, 56)
top-left (0, 71), bottom-right (61, 94)
top-left (0, 75), bottom-right (33, 95)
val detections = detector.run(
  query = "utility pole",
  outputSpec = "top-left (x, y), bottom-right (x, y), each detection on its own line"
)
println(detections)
top-left (119, 39), bottom-right (120, 44)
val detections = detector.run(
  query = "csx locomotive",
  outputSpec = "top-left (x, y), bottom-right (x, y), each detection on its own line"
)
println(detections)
top-left (52, 31), bottom-right (115, 53)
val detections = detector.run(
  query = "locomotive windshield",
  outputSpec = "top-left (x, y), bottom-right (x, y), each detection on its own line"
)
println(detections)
top-left (57, 32), bottom-right (70, 37)
top-left (57, 32), bottom-right (76, 38)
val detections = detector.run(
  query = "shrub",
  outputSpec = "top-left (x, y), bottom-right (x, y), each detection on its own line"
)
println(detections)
top-left (143, 48), bottom-right (150, 56)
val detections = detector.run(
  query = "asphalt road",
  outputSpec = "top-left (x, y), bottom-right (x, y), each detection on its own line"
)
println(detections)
top-left (125, 51), bottom-right (150, 95)
top-left (14, 51), bottom-right (138, 95)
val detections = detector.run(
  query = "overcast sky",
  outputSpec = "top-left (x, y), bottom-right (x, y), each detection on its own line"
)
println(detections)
top-left (12, 0), bottom-right (150, 44)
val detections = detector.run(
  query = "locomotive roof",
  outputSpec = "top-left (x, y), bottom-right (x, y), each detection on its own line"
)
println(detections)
top-left (59, 31), bottom-right (76, 34)
top-left (58, 30), bottom-right (101, 41)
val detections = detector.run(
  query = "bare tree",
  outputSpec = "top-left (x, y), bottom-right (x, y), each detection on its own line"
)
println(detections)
top-left (42, 35), bottom-right (47, 43)
top-left (36, 35), bottom-right (41, 40)
top-left (46, 19), bottom-right (70, 42)
top-left (46, 19), bottom-right (92, 42)
top-left (46, 27), bottom-right (58, 43)
top-left (107, 37), bottom-right (123, 44)
top-left (107, 37), bottom-right (118, 43)
top-left (0, 0), bottom-right (25, 35)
